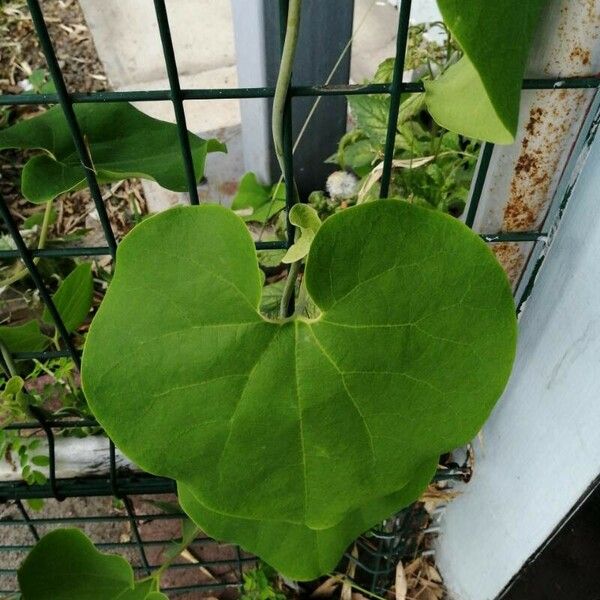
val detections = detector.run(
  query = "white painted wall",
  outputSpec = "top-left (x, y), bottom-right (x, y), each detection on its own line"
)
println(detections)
top-left (436, 106), bottom-right (600, 599)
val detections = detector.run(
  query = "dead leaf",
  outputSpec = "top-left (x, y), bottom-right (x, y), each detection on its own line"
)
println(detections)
top-left (341, 545), bottom-right (359, 600)
top-left (395, 561), bottom-right (408, 600)
top-left (357, 156), bottom-right (435, 203)
top-left (311, 576), bottom-right (341, 598)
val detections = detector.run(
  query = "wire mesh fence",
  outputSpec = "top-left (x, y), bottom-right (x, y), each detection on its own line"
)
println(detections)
top-left (0, 0), bottom-right (599, 595)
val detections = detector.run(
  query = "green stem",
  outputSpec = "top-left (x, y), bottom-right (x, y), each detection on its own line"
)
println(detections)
top-left (279, 261), bottom-right (301, 319)
top-left (272, 0), bottom-right (303, 319)
top-left (0, 340), bottom-right (18, 377)
top-left (137, 526), bottom-right (202, 586)
top-left (272, 0), bottom-right (302, 177)
top-left (0, 200), bottom-right (54, 288)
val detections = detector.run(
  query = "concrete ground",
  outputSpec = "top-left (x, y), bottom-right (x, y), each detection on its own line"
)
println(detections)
top-left (78, 0), bottom-right (441, 211)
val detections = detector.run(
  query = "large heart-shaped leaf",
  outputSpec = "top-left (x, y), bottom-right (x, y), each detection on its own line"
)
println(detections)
top-left (0, 103), bottom-right (225, 203)
top-left (425, 0), bottom-right (545, 143)
top-left (178, 456), bottom-right (437, 580)
top-left (18, 528), bottom-right (134, 599)
top-left (82, 202), bottom-right (516, 531)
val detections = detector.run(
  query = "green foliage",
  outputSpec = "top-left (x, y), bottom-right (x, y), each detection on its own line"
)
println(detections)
top-left (42, 263), bottom-right (93, 333)
top-left (0, 321), bottom-right (49, 353)
top-left (0, 430), bottom-right (47, 487)
top-left (82, 202), bottom-right (516, 578)
top-left (239, 565), bottom-right (286, 600)
top-left (17, 529), bottom-right (169, 599)
top-left (0, 102), bottom-right (225, 203)
top-left (337, 52), bottom-right (478, 217)
top-left (232, 172), bottom-right (287, 223)
top-left (281, 204), bottom-right (321, 264)
top-left (0, 376), bottom-right (30, 425)
top-left (260, 279), bottom-right (286, 318)
top-left (426, 0), bottom-right (546, 143)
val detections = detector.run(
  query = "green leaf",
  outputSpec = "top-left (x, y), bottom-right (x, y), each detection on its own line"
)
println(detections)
top-left (178, 456), bottom-right (437, 580)
top-left (23, 208), bottom-right (57, 229)
top-left (2, 375), bottom-right (24, 398)
top-left (0, 103), bottom-right (226, 203)
top-left (43, 263), bottom-right (94, 333)
top-left (282, 204), bottom-right (321, 264)
top-left (347, 95), bottom-right (389, 144)
top-left (31, 455), bottom-right (50, 467)
top-left (340, 140), bottom-right (377, 176)
top-left (18, 528), bottom-right (134, 599)
top-left (372, 58), bottom-right (395, 84)
top-left (144, 594), bottom-right (168, 600)
top-left (426, 0), bottom-right (545, 143)
top-left (0, 321), bottom-right (50, 353)
top-left (82, 202), bottom-right (516, 532)
top-left (260, 280), bottom-right (286, 317)
top-left (26, 498), bottom-right (45, 511)
top-left (232, 172), bottom-right (286, 223)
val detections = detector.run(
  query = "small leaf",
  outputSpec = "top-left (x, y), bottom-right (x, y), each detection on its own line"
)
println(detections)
top-left (0, 321), bottom-right (50, 353)
top-left (426, 0), bottom-right (546, 142)
top-left (31, 455), bottom-right (50, 467)
top-left (2, 375), bottom-right (24, 398)
top-left (23, 208), bottom-right (57, 229)
top-left (260, 280), bottom-right (286, 316)
top-left (347, 95), bottom-right (389, 144)
top-left (43, 263), bottom-right (93, 333)
top-left (18, 528), bottom-right (134, 599)
top-left (0, 103), bottom-right (226, 203)
top-left (232, 172), bottom-right (286, 223)
top-left (26, 498), bottom-right (45, 511)
top-left (282, 204), bottom-right (321, 264)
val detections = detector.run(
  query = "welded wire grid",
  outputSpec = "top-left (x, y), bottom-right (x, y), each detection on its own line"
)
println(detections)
top-left (0, 0), bottom-right (599, 595)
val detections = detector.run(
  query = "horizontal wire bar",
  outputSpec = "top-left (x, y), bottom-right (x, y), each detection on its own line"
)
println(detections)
top-left (0, 512), bottom-right (189, 525)
top-left (0, 246), bottom-right (112, 258)
top-left (0, 233), bottom-right (545, 263)
top-left (0, 475), bottom-right (176, 499)
top-left (0, 539), bottom-right (235, 551)
top-left (0, 240), bottom-right (287, 261)
top-left (0, 77), bottom-right (598, 106)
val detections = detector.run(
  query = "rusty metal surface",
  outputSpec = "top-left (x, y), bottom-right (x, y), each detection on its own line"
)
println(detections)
top-left (469, 0), bottom-right (600, 288)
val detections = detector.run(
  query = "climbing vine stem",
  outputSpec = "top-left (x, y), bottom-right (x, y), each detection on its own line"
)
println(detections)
top-left (273, 0), bottom-right (302, 319)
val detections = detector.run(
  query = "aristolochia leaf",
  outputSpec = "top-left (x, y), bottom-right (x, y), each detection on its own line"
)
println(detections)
top-left (18, 529), bottom-right (134, 599)
top-left (282, 204), bottom-right (321, 264)
top-left (426, 0), bottom-right (546, 143)
top-left (178, 456), bottom-right (437, 580)
top-left (0, 320), bottom-right (50, 353)
top-left (0, 103), bottom-right (226, 203)
top-left (82, 202), bottom-right (516, 532)
top-left (42, 263), bottom-right (93, 333)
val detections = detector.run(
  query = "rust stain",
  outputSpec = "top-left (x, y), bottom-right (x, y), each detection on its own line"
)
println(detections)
top-left (503, 99), bottom-right (578, 232)
top-left (493, 243), bottom-right (526, 288)
top-left (569, 46), bottom-right (591, 66)
top-left (218, 180), bottom-right (239, 196)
